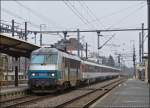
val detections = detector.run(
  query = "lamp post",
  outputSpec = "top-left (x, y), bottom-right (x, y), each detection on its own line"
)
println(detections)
top-left (40, 24), bottom-right (46, 46)
top-left (80, 35), bottom-right (85, 58)
top-left (147, 0), bottom-right (150, 83)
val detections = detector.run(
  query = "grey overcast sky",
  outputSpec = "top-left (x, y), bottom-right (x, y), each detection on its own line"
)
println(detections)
top-left (1, 0), bottom-right (148, 67)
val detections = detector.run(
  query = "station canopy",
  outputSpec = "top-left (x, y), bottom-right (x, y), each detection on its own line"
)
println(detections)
top-left (0, 33), bottom-right (40, 58)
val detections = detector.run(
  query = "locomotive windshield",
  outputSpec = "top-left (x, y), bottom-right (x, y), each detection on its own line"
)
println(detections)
top-left (31, 53), bottom-right (58, 64)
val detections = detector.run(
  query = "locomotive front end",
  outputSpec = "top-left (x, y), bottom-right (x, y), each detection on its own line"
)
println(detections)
top-left (29, 68), bottom-right (57, 92)
top-left (28, 48), bottom-right (60, 93)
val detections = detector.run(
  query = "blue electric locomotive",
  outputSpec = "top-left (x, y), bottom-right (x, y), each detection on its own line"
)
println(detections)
top-left (28, 47), bottom-right (81, 93)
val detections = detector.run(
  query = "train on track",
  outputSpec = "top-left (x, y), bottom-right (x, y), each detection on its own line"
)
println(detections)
top-left (28, 47), bottom-right (121, 93)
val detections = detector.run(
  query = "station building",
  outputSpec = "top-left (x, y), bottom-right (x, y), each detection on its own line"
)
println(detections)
top-left (0, 53), bottom-right (29, 82)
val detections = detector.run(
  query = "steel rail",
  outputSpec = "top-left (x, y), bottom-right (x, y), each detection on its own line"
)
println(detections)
top-left (54, 78), bottom-right (126, 108)
top-left (1, 78), bottom-right (125, 108)
top-left (1, 94), bottom-right (55, 108)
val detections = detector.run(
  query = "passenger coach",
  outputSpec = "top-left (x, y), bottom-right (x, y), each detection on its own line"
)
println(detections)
top-left (81, 60), bottom-right (120, 83)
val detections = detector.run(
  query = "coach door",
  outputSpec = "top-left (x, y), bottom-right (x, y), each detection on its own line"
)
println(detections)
top-left (64, 58), bottom-right (70, 81)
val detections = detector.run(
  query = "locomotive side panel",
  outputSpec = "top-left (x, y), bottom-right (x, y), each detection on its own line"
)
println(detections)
top-left (62, 57), bottom-right (81, 87)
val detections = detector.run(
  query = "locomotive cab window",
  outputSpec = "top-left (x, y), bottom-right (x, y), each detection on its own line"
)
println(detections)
top-left (31, 53), bottom-right (58, 64)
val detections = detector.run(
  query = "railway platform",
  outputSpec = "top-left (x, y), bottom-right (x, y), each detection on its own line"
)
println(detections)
top-left (0, 84), bottom-right (28, 101)
top-left (91, 78), bottom-right (150, 108)
top-left (0, 84), bottom-right (28, 93)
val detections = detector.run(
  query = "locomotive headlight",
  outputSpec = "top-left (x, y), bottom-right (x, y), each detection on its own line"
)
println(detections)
top-left (51, 73), bottom-right (55, 77)
top-left (32, 73), bottom-right (35, 76)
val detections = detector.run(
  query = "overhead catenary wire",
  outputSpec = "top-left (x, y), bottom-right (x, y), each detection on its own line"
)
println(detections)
top-left (2, 8), bottom-right (26, 21)
top-left (68, 2), bottom-right (96, 29)
top-left (78, 1), bottom-right (105, 29)
top-left (103, 3), bottom-right (147, 52)
top-left (77, 1), bottom-right (100, 29)
top-left (106, 3), bottom-right (146, 29)
top-left (144, 34), bottom-right (148, 42)
top-left (87, 1), bottom-right (145, 26)
top-left (77, 1), bottom-right (119, 52)
top-left (98, 34), bottom-right (116, 49)
top-left (2, 3), bottom-right (40, 29)
top-left (63, 1), bottom-right (88, 25)
top-left (1, 8), bottom-right (41, 29)
top-left (63, 0), bottom-right (96, 29)
top-left (72, 1), bottom-right (146, 47)
top-left (14, 0), bottom-right (65, 29)
top-left (2, 2), bottom-right (62, 30)
top-left (69, 2), bottom-right (90, 24)
top-left (74, 1), bottom-right (145, 30)
top-left (0, 20), bottom-right (21, 28)
top-left (14, 1), bottom-right (53, 24)
top-left (2, 1), bottom-right (147, 36)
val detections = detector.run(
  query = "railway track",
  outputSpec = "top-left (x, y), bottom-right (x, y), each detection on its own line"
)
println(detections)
top-left (54, 78), bottom-right (126, 108)
top-left (0, 87), bottom-right (74, 108)
top-left (0, 94), bottom-right (54, 108)
top-left (1, 77), bottom-right (126, 108)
